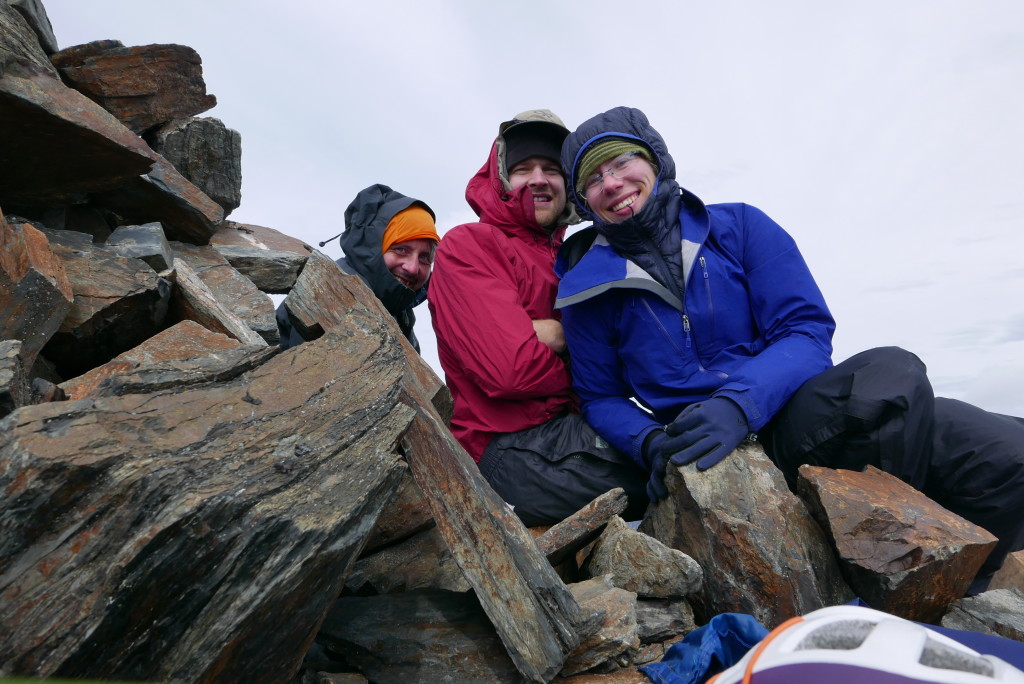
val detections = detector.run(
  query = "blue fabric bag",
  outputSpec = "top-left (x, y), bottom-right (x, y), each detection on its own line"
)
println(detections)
top-left (640, 612), bottom-right (768, 684)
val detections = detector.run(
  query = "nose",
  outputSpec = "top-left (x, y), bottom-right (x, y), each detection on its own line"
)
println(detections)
top-left (396, 256), bottom-right (418, 274)
top-left (527, 166), bottom-right (549, 186)
top-left (598, 170), bottom-right (623, 192)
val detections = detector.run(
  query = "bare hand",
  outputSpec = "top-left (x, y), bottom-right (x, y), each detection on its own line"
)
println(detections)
top-left (532, 319), bottom-right (566, 355)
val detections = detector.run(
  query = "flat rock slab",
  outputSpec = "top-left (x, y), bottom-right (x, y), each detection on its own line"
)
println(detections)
top-left (41, 237), bottom-right (171, 380)
top-left (798, 464), bottom-right (998, 623)
top-left (170, 242), bottom-right (277, 343)
top-left (72, 343), bottom-right (277, 399)
top-left (319, 589), bottom-right (522, 684)
top-left (170, 257), bottom-right (267, 347)
top-left (0, 319), bottom-right (414, 683)
top-left (345, 524), bottom-right (469, 596)
top-left (105, 222), bottom-right (174, 272)
top-left (52, 41), bottom-right (217, 134)
top-left (635, 599), bottom-right (697, 645)
top-left (58, 319), bottom-right (241, 400)
top-left (0, 2), bottom-right (58, 78)
top-left (0, 218), bottom-right (73, 368)
top-left (8, 0), bottom-right (58, 54)
top-left (583, 516), bottom-right (702, 599)
top-left (941, 588), bottom-right (1024, 642)
top-left (0, 66), bottom-right (154, 206)
top-left (640, 443), bottom-right (853, 628)
top-left (280, 250), bottom-right (370, 340)
top-left (536, 488), bottom-right (629, 568)
top-left (93, 149), bottom-right (224, 245)
top-left (149, 117), bottom-right (242, 215)
top-left (282, 249), bottom-right (452, 422)
top-left (211, 220), bottom-right (314, 254)
top-left (0, 340), bottom-right (29, 418)
top-left (401, 407), bottom-right (594, 682)
top-left (212, 244), bottom-right (309, 294)
top-left (562, 576), bottom-right (640, 677)
top-left (989, 550), bottom-right (1024, 593)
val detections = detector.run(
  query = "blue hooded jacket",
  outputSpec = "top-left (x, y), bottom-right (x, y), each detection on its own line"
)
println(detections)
top-left (555, 107), bottom-right (836, 466)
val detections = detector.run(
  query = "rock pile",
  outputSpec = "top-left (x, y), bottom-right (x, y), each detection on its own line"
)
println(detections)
top-left (2, 3), bottom-right (1022, 683)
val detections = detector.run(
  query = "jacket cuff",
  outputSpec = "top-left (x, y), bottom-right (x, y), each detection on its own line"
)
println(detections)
top-left (631, 423), bottom-right (664, 468)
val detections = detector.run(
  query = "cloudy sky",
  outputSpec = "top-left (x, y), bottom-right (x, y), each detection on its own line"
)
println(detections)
top-left (45, 1), bottom-right (1024, 416)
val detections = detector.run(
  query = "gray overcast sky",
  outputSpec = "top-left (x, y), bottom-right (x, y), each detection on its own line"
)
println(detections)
top-left (45, 1), bottom-right (1024, 416)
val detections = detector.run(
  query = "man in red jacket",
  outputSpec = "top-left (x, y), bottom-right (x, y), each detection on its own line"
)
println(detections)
top-left (428, 110), bottom-right (649, 526)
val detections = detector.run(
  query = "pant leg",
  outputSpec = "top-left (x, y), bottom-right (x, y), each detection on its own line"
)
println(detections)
top-left (926, 397), bottom-right (1024, 583)
top-left (478, 412), bottom-right (650, 527)
top-left (759, 346), bottom-right (936, 490)
top-left (761, 346), bottom-right (1024, 587)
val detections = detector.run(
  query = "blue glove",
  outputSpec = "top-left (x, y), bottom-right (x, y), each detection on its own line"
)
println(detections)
top-left (641, 429), bottom-right (670, 503)
top-left (662, 397), bottom-right (749, 471)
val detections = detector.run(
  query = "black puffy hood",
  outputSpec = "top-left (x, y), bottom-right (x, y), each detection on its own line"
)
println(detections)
top-left (338, 184), bottom-right (436, 316)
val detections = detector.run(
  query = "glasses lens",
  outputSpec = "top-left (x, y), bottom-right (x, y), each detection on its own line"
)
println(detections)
top-left (585, 153), bottom-right (638, 194)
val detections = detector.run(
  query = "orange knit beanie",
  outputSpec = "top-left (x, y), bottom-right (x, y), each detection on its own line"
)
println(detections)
top-left (381, 206), bottom-right (439, 253)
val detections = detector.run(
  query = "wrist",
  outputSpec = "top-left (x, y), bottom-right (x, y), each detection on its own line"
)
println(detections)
top-left (641, 428), bottom-right (667, 470)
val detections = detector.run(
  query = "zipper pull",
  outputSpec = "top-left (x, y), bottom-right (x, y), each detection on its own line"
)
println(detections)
top-left (700, 256), bottom-right (709, 279)
top-left (682, 314), bottom-right (692, 348)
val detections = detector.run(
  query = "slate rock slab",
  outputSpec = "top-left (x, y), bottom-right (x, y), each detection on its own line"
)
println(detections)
top-left (319, 589), bottom-right (522, 684)
top-left (105, 222), bottom-right (174, 271)
top-left (0, 218), bottom-right (73, 368)
top-left (640, 443), bottom-right (853, 628)
top-left (58, 319), bottom-right (241, 400)
top-left (1, 322), bottom-right (413, 683)
top-left (799, 464), bottom-right (998, 623)
top-left (0, 63), bottom-right (153, 205)
top-left (941, 588), bottom-right (1024, 642)
top-left (41, 237), bottom-right (171, 379)
top-left (53, 41), bottom-right (217, 134)
top-left (149, 117), bottom-right (242, 215)
top-left (583, 516), bottom-right (702, 599)
top-left (0, 1), bottom-right (58, 77)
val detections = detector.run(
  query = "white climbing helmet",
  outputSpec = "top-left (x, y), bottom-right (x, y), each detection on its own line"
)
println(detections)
top-left (709, 605), bottom-right (1024, 684)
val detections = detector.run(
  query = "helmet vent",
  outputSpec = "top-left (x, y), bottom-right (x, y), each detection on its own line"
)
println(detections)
top-left (920, 637), bottom-right (995, 677)
top-left (795, 618), bottom-right (996, 678)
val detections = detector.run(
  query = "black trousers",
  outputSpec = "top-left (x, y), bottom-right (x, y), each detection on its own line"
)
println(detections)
top-left (478, 412), bottom-right (650, 527)
top-left (759, 346), bottom-right (1024, 585)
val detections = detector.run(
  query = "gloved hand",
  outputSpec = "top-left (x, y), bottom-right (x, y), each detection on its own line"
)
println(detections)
top-left (641, 428), bottom-right (670, 503)
top-left (662, 397), bottom-right (749, 471)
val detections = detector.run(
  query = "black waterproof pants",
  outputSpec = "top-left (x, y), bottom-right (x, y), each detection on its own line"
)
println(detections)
top-left (478, 412), bottom-right (650, 527)
top-left (759, 346), bottom-right (1024, 586)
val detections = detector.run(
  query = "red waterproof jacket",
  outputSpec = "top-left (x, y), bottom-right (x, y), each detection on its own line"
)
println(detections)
top-left (428, 142), bottom-right (579, 461)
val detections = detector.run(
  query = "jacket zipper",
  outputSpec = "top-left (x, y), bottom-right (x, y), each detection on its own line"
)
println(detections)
top-left (699, 255), bottom-right (714, 341)
top-left (639, 298), bottom-right (713, 375)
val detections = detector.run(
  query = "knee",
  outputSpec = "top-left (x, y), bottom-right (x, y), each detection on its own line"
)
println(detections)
top-left (859, 347), bottom-right (932, 403)
top-left (860, 346), bottom-right (926, 376)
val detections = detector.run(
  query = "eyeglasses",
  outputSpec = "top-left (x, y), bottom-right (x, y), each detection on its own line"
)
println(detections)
top-left (583, 151), bottom-right (644, 194)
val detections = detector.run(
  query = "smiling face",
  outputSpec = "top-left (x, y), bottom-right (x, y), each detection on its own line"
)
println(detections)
top-left (507, 156), bottom-right (567, 228)
top-left (583, 153), bottom-right (658, 224)
top-left (383, 238), bottom-right (435, 291)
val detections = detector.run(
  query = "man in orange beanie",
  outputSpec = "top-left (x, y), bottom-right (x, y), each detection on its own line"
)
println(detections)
top-left (277, 184), bottom-right (439, 352)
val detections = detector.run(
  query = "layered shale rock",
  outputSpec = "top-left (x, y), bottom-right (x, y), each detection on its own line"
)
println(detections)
top-left (640, 442), bottom-right (854, 628)
top-left (52, 41), bottom-right (217, 134)
top-left (3, 4), bottom-right (1020, 682)
top-left (0, 327), bottom-right (413, 682)
top-left (799, 464), bottom-right (998, 623)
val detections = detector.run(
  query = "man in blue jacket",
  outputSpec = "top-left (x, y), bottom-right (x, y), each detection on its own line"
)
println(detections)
top-left (555, 106), bottom-right (1024, 593)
